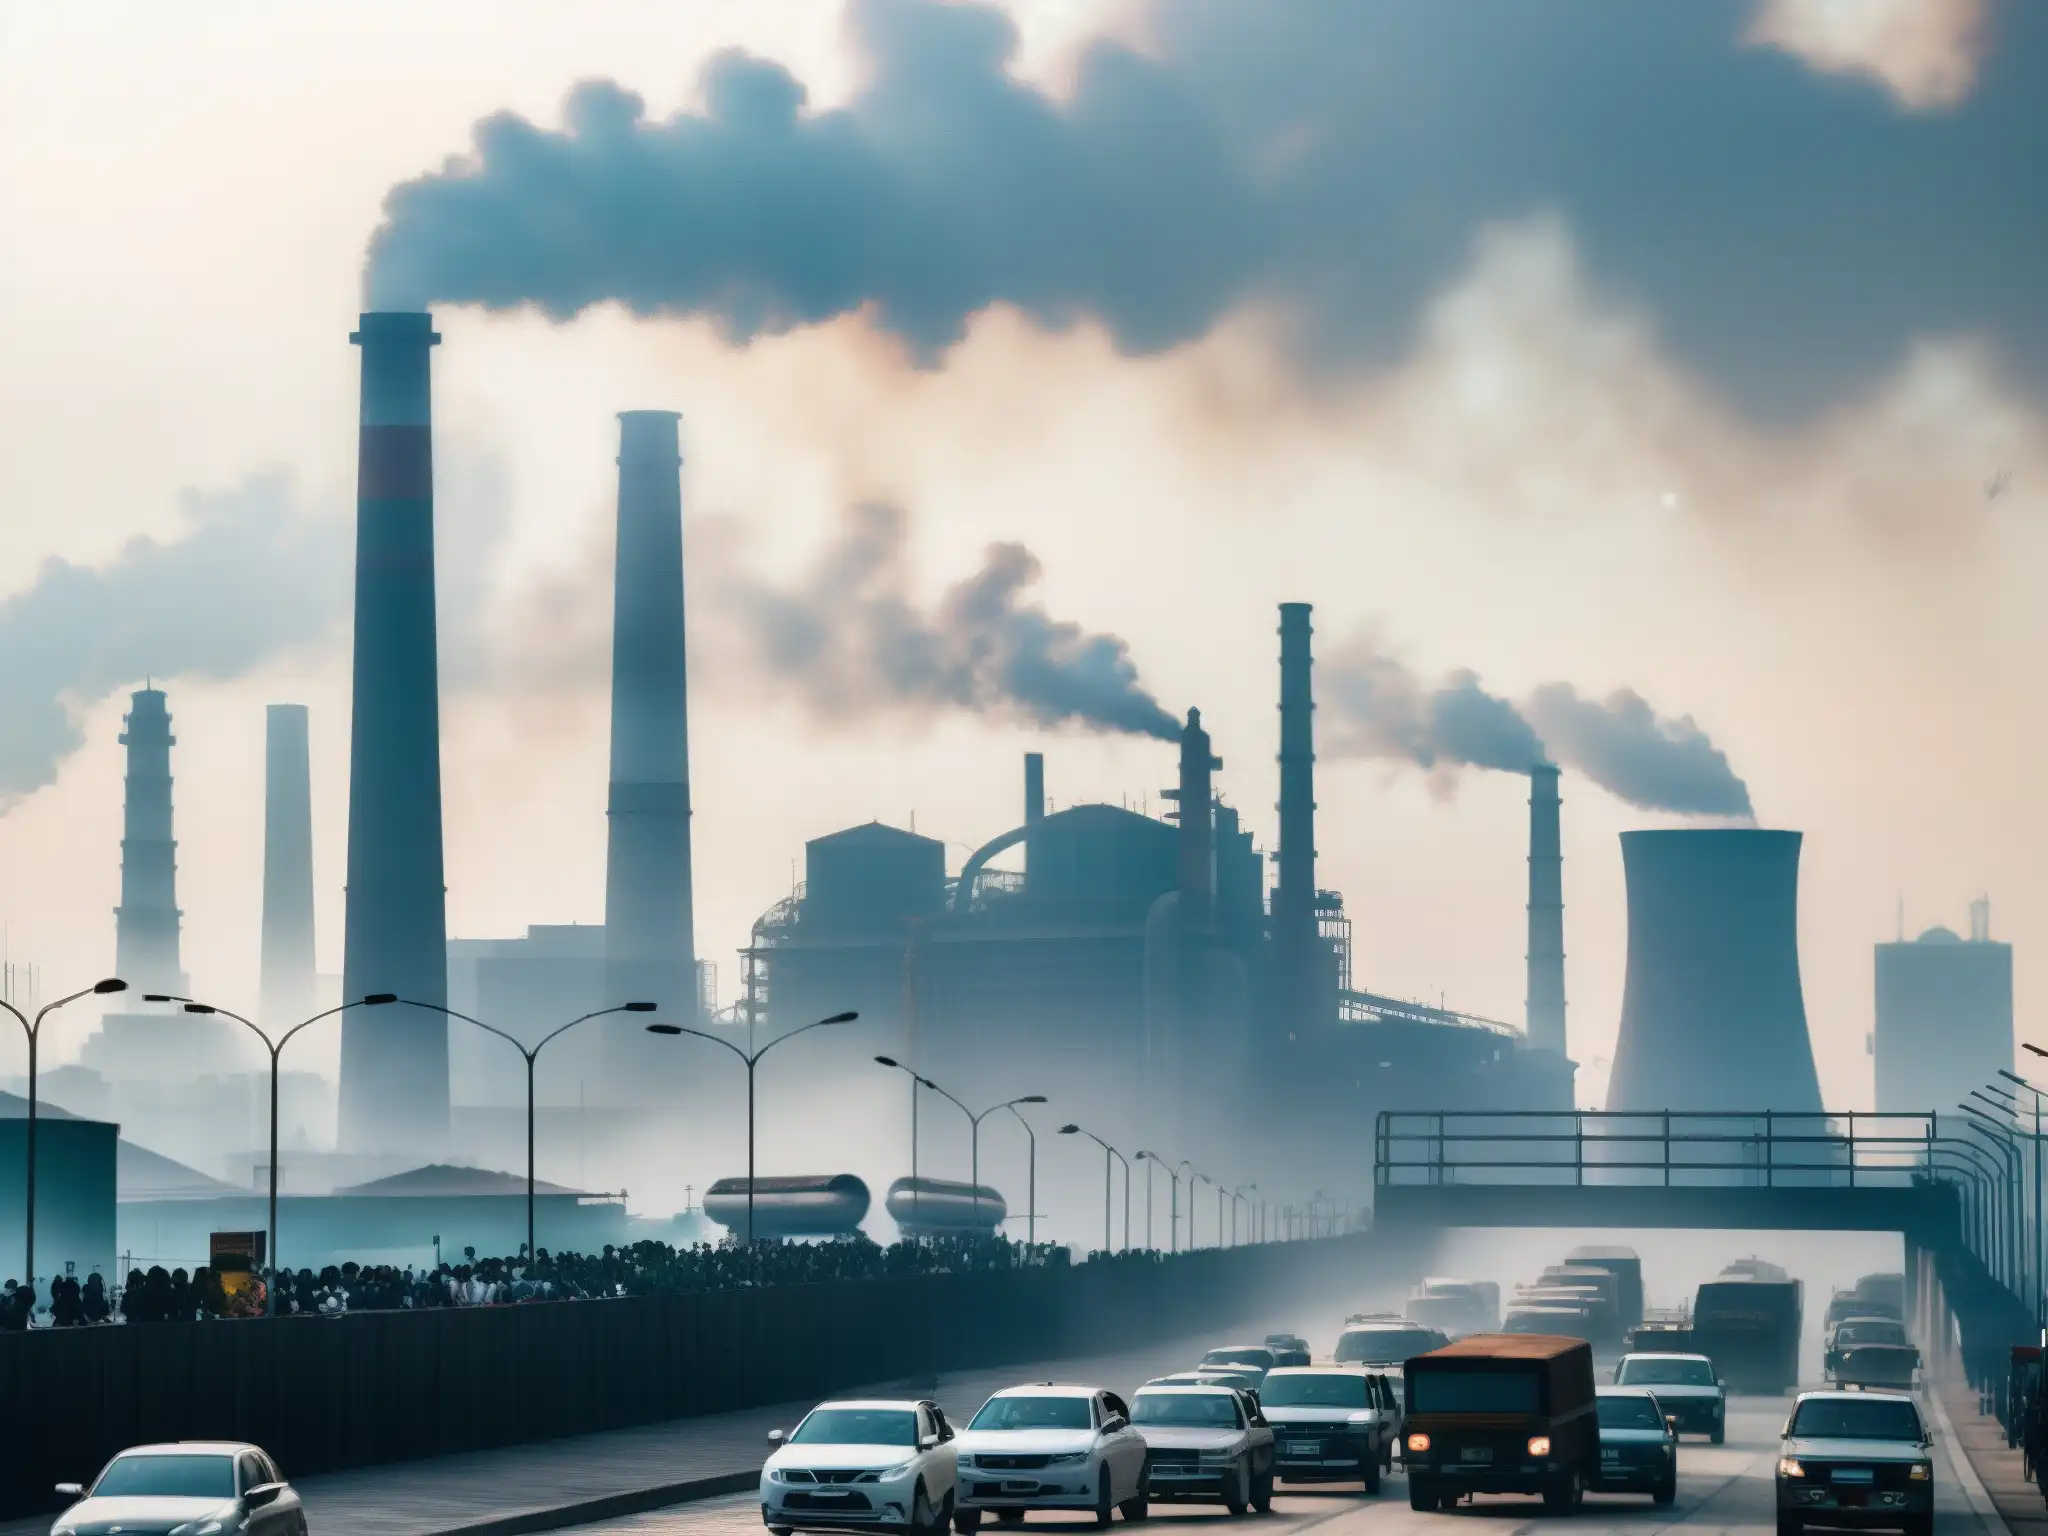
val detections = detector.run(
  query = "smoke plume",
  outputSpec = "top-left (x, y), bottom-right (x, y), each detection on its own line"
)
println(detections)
top-left (362, 0), bottom-right (2047, 418)
top-left (1322, 634), bottom-right (1753, 817)
top-left (0, 474), bottom-right (349, 809)
top-left (703, 502), bottom-right (1179, 739)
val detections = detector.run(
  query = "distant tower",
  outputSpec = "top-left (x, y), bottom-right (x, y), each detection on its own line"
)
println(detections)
top-left (603, 410), bottom-right (698, 1036)
top-left (1272, 603), bottom-right (1323, 1032)
top-left (112, 687), bottom-right (186, 995)
top-left (338, 311), bottom-right (450, 1154)
top-left (1874, 902), bottom-right (2012, 1119)
top-left (260, 704), bottom-right (318, 1031)
top-left (1524, 764), bottom-right (1567, 1054)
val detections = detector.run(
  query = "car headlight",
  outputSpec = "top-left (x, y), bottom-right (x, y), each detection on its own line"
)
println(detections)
top-left (1527, 1437), bottom-right (1551, 1458)
top-left (1199, 1449), bottom-right (1238, 1464)
top-left (1407, 1432), bottom-right (1431, 1453)
top-left (1044, 1452), bottom-right (1089, 1466)
top-left (1910, 1463), bottom-right (1931, 1482)
top-left (878, 1460), bottom-right (918, 1480)
top-left (1779, 1458), bottom-right (1805, 1479)
top-left (1346, 1412), bottom-right (1375, 1425)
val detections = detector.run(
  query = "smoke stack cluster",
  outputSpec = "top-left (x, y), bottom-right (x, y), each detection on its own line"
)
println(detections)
top-left (1175, 709), bottom-right (1218, 927)
top-left (260, 703), bottom-right (317, 1031)
top-left (1524, 764), bottom-right (1566, 1054)
top-left (339, 311), bottom-right (451, 1155)
top-left (603, 410), bottom-right (698, 1031)
top-left (113, 687), bottom-right (186, 996)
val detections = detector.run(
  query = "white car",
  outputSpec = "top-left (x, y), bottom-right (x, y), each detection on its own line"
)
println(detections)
top-left (53, 1443), bottom-right (306, 1536)
top-left (762, 1399), bottom-right (958, 1535)
top-left (1131, 1384), bottom-right (1276, 1514)
top-left (1260, 1366), bottom-right (1400, 1493)
top-left (952, 1383), bottom-right (1149, 1530)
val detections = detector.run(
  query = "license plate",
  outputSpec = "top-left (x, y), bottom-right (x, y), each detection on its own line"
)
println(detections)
top-left (1284, 1442), bottom-right (1319, 1456)
top-left (814, 1491), bottom-right (855, 1502)
top-left (1002, 1481), bottom-right (1036, 1491)
top-left (1460, 1448), bottom-right (1493, 1464)
top-left (1833, 1470), bottom-right (1875, 1485)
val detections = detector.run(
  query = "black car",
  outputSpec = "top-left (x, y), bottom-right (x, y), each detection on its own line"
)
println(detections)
top-left (54, 1442), bottom-right (307, 1536)
top-left (1592, 1387), bottom-right (1677, 1504)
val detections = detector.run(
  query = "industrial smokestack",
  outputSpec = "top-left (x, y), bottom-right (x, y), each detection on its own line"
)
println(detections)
top-left (113, 687), bottom-right (186, 995)
top-left (260, 704), bottom-right (318, 1032)
top-left (604, 410), bottom-right (697, 1029)
top-left (1525, 764), bottom-right (1566, 1054)
top-left (1024, 752), bottom-right (1045, 826)
top-left (1604, 829), bottom-right (1824, 1113)
top-left (1274, 603), bottom-right (1318, 1029)
top-left (1176, 709), bottom-right (1219, 928)
top-left (338, 311), bottom-right (450, 1154)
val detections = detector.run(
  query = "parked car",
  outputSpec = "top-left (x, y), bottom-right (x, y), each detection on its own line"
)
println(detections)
top-left (1197, 1345), bottom-right (1275, 1387)
top-left (1261, 1365), bottom-right (1400, 1493)
top-left (1131, 1385), bottom-right (1276, 1514)
top-left (952, 1383), bottom-right (1148, 1530)
top-left (52, 1442), bottom-right (306, 1536)
top-left (1592, 1387), bottom-right (1677, 1504)
top-left (1334, 1317), bottom-right (1450, 1369)
top-left (761, 1399), bottom-right (958, 1535)
top-left (1149, 1369), bottom-right (1264, 1398)
top-left (1777, 1390), bottom-right (1933, 1536)
top-left (1264, 1333), bottom-right (1313, 1367)
top-left (1402, 1332), bottom-right (1600, 1512)
top-left (1612, 1352), bottom-right (1727, 1442)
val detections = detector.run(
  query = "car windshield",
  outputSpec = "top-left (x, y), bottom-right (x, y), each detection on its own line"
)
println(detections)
top-left (1789, 1398), bottom-right (1923, 1442)
top-left (1202, 1348), bottom-right (1275, 1369)
top-left (1598, 1396), bottom-right (1666, 1430)
top-left (791, 1409), bottom-right (918, 1446)
top-left (1132, 1392), bottom-right (1243, 1427)
top-left (94, 1454), bottom-right (238, 1499)
top-left (1617, 1358), bottom-right (1715, 1387)
top-left (969, 1397), bottom-right (1094, 1431)
top-left (1408, 1368), bottom-right (1541, 1415)
top-left (1837, 1322), bottom-right (1907, 1347)
top-left (1260, 1374), bottom-right (1369, 1408)
top-left (1335, 1328), bottom-right (1439, 1362)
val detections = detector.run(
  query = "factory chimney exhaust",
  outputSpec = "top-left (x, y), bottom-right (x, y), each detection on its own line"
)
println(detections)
top-left (260, 703), bottom-right (318, 1032)
top-left (1024, 752), bottom-right (1045, 826)
top-left (603, 410), bottom-right (697, 1036)
top-left (113, 687), bottom-right (186, 996)
top-left (1525, 764), bottom-right (1566, 1054)
top-left (1273, 603), bottom-right (1319, 1031)
top-left (1175, 709), bottom-right (1219, 928)
top-left (338, 311), bottom-right (450, 1154)
top-left (1604, 829), bottom-right (1824, 1114)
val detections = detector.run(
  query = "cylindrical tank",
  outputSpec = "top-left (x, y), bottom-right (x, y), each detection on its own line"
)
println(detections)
top-left (1604, 829), bottom-right (1824, 1115)
top-left (885, 1176), bottom-right (1006, 1235)
top-left (703, 1173), bottom-right (870, 1239)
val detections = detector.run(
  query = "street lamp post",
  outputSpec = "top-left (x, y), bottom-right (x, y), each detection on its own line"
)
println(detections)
top-left (1136, 1151), bottom-right (1163, 1251)
top-left (1999, 1069), bottom-right (2047, 1329)
top-left (2, 977), bottom-right (126, 1303)
top-left (393, 996), bottom-right (658, 1269)
top-left (159, 990), bottom-right (395, 1313)
top-left (1060, 1125), bottom-right (1129, 1254)
top-left (649, 1011), bottom-right (859, 1250)
top-left (1007, 1102), bottom-right (1040, 1246)
top-left (899, 1072), bottom-right (1046, 1230)
top-left (1179, 1161), bottom-right (1206, 1249)
top-left (1959, 1104), bottom-right (2023, 1291)
top-left (874, 1056), bottom-right (921, 1234)
top-left (1977, 1082), bottom-right (2035, 1309)
top-left (1232, 1184), bottom-right (1256, 1246)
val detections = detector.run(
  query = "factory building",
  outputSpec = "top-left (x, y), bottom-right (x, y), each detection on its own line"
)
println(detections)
top-left (1875, 901), bottom-right (2012, 1121)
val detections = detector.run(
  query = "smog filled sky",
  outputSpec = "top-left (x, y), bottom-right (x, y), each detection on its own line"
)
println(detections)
top-left (3, 0), bottom-right (2046, 1114)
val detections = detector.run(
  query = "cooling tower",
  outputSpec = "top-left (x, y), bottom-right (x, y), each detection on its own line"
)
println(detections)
top-left (260, 704), bottom-right (318, 1031)
top-left (113, 687), bottom-right (186, 995)
top-left (1524, 764), bottom-right (1566, 1054)
top-left (602, 410), bottom-right (697, 1034)
top-left (1604, 829), bottom-right (1824, 1114)
top-left (339, 311), bottom-right (450, 1154)
top-left (1273, 603), bottom-right (1320, 1032)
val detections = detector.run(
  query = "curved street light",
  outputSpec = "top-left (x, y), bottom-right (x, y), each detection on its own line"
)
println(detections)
top-left (1060, 1125), bottom-right (1129, 1254)
top-left (2, 977), bottom-right (126, 1298)
top-left (874, 1056), bottom-right (923, 1233)
top-left (1135, 1151), bottom-right (1164, 1252)
top-left (1231, 1183), bottom-right (1257, 1247)
top-left (648, 1011), bottom-right (858, 1248)
top-left (902, 1072), bottom-right (1046, 1229)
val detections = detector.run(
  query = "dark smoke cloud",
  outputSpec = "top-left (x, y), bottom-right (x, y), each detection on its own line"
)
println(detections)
top-left (703, 501), bottom-right (1179, 739)
top-left (1523, 683), bottom-right (1754, 818)
top-left (0, 475), bottom-right (350, 809)
top-left (366, 0), bottom-right (2048, 417)
top-left (1322, 634), bottom-right (1752, 817)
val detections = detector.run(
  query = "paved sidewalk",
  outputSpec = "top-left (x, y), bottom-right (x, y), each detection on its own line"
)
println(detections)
top-left (7, 1328), bottom-right (1233, 1536)
top-left (1939, 1380), bottom-right (2042, 1536)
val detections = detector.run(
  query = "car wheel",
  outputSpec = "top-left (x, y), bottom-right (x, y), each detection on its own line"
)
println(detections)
top-left (1120, 1458), bottom-right (1151, 1522)
top-left (769, 1528), bottom-right (794, 1535)
top-left (1409, 1476), bottom-right (1438, 1512)
top-left (1224, 1460), bottom-right (1250, 1517)
top-left (994, 1514), bottom-right (1026, 1526)
top-left (1710, 1426), bottom-right (1724, 1445)
top-left (1251, 1468), bottom-right (1274, 1514)
top-left (1541, 1466), bottom-right (1581, 1514)
top-left (1776, 1516), bottom-right (1802, 1536)
top-left (954, 1508), bottom-right (983, 1534)
top-left (1652, 1474), bottom-right (1675, 1508)
top-left (1904, 1516), bottom-right (1932, 1536)
top-left (911, 1483), bottom-right (939, 1536)
top-left (1363, 1455), bottom-right (1382, 1496)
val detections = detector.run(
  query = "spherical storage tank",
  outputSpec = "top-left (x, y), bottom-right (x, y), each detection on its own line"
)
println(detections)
top-left (703, 1174), bottom-right (871, 1239)
top-left (886, 1176), bottom-right (1007, 1236)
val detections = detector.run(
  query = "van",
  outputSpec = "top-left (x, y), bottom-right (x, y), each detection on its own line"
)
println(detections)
top-left (1401, 1334), bottom-right (1599, 1513)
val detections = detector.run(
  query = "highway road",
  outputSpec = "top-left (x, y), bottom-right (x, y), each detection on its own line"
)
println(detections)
top-left (563, 1394), bottom-right (1997, 1536)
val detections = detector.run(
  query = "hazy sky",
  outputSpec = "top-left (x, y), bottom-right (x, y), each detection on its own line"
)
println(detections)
top-left (2, 0), bottom-right (2044, 1116)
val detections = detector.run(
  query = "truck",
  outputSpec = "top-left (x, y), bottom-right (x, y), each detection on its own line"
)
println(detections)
top-left (1407, 1278), bottom-right (1502, 1338)
top-left (1693, 1268), bottom-right (1802, 1394)
top-left (1565, 1244), bottom-right (1645, 1331)
top-left (1402, 1333), bottom-right (1601, 1513)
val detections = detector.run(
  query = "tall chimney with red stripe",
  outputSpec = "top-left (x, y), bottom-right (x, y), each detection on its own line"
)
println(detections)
top-left (338, 311), bottom-right (450, 1154)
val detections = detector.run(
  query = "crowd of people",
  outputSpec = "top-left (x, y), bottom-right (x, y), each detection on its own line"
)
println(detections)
top-left (0, 1232), bottom-right (1080, 1326)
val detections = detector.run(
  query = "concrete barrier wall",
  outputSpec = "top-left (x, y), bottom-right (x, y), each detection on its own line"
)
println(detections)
top-left (1, 1236), bottom-right (1396, 1518)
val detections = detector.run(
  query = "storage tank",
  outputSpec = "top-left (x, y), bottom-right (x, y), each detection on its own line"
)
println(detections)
top-left (885, 1176), bottom-right (1007, 1235)
top-left (702, 1173), bottom-right (870, 1239)
top-left (1604, 829), bottom-right (1824, 1115)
